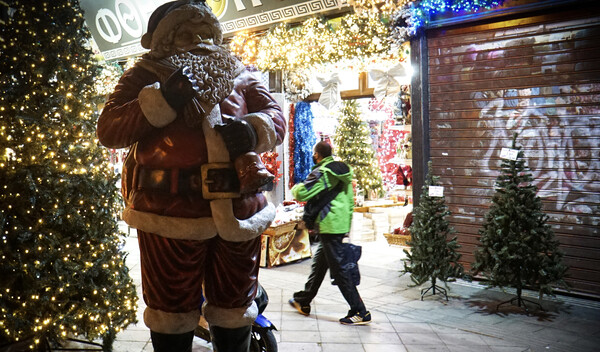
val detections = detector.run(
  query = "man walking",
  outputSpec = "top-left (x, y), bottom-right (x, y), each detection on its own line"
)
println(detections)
top-left (289, 141), bottom-right (371, 325)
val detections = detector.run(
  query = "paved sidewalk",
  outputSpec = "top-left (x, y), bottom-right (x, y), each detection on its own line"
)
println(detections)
top-left (112, 227), bottom-right (600, 352)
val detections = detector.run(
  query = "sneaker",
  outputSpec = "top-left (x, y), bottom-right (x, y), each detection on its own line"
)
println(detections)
top-left (339, 311), bottom-right (371, 325)
top-left (289, 298), bottom-right (311, 316)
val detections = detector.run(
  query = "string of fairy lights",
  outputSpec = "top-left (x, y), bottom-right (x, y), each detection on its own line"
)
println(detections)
top-left (1, 0), bottom-right (138, 349)
top-left (254, 12), bottom-right (391, 72)
top-left (226, 0), bottom-right (505, 71)
top-left (348, 0), bottom-right (412, 14)
top-left (94, 0), bottom-right (507, 97)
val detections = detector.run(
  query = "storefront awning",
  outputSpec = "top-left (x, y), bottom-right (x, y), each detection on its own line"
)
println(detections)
top-left (80, 0), bottom-right (350, 61)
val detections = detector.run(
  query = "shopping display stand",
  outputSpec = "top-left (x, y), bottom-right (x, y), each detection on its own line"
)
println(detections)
top-left (351, 200), bottom-right (413, 243)
top-left (260, 220), bottom-right (312, 267)
top-left (353, 202), bottom-right (406, 213)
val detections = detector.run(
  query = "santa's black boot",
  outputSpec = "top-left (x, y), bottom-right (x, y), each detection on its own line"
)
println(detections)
top-left (150, 331), bottom-right (194, 352)
top-left (209, 325), bottom-right (251, 352)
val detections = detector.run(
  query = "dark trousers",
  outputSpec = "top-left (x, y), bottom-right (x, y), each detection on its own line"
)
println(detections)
top-left (293, 234), bottom-right (366, 315)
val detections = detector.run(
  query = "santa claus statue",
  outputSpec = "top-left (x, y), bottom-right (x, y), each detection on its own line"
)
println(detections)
top-left (96, 1), bottom-right (286, 351)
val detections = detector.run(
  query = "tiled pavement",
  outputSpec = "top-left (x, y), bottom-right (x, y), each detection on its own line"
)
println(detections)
top-left (110, 223), bottom-right (600, 352)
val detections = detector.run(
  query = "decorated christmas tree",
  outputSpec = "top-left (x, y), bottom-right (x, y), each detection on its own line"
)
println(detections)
top-left (403, 161), bottom-right (463, 300)
top-left (333, 100), bottom-right (383, 198)
top-left (0, 1), bottom-right (137, 350)
top-left (472, 134), bottom-right (568, 310)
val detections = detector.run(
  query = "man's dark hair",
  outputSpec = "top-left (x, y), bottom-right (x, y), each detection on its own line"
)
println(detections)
top-left (314, 141), bottom-right (332, 158)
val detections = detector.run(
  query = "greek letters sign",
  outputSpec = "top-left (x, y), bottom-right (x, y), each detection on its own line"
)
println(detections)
top-left (80, 0), bottom-right (348, 61)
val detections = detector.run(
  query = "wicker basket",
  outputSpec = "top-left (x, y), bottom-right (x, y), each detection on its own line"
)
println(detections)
top-left (384, 233), bottom-right (411, 246)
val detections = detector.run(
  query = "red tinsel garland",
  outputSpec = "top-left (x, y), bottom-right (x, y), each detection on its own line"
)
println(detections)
top-left (288, 103), bottom-right (296, 189)
top-left (369, 98), bottom-right (407, 186)
top-left (260, 151), bottom-right (282, 184)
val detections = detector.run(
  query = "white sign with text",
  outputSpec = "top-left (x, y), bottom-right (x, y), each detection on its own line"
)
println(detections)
top-left (429, 186), bottom-right (444, 197)
top-left (500, 147), bottom-right (519, 160)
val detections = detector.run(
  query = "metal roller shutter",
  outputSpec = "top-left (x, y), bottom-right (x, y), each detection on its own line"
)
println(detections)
top-left (426, 9), bottom-right (600, 296)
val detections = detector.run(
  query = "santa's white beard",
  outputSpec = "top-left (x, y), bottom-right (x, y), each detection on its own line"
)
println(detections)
top-left (167, 48), bottom-right (238, 107)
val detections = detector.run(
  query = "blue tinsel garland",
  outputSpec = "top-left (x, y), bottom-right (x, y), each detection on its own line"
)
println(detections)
top-left (293, 101), bottom-right (317, 184)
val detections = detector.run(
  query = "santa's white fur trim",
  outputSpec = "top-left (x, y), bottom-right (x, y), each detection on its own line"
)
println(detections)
top-left (122, 202), bottom-right (274, 242)
top-left (138, 82), bottom-right (177, 128)
top-left (144, 307), bottom-right (201, 334)
top-left (210, 200), bottom-right (275, 242)
top-left (203, 301), bottom-right (258, 329)
top-left (243, 112), bottom-right (277, 153)
top-left (202, 111), bottom-right (230, 162)
top-left (201, 115), bottom-right (276, 241)
top-left (122, 207), bottom-right (218, 240)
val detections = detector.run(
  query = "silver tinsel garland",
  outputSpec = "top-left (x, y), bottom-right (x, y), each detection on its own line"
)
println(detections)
top-left (389, 5), bottom-right (417, 46)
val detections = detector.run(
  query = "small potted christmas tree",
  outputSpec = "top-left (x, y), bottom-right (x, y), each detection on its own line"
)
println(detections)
top-left (472, 134), bottom-right (568, 311)
top-left (403, 162), bottom-right (464, 300)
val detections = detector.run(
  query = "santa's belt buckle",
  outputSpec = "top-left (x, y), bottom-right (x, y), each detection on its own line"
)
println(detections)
top-left (201, 162), bottom-right (241, 199)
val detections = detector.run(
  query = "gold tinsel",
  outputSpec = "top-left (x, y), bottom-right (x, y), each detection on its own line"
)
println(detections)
top-left (229, 30), bottom-right (260, 65)
top-left (256, 22), bottom-right (301, 71)
top-left (347, 0), bottom-right (413, 14)
top-left (255, 12), bottom-right (391, 71)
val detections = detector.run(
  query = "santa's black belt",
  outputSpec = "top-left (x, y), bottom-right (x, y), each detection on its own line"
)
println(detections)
top-left (135, 163), bottom-right (240, 199)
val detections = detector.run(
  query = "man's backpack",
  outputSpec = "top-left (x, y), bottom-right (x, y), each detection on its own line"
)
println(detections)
top-left (302, 182), bottom-right (344, 230)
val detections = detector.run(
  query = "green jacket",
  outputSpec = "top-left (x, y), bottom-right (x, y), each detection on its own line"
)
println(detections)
top-left (292, 156), bottom-right (354, 234)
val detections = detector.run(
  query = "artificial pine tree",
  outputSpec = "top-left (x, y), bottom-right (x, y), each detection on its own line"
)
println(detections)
top-left (472, 134), bottom-right (568, 311)
top-left (333, 100), bottom-right (383, 198)
top-left (403, 161), bottom-right (463, 300)
top-left (0, 1), bottom-right (138, 350)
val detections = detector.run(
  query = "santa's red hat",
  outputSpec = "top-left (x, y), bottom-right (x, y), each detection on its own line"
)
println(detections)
top-left (141, 0), bottom-right (222, 50)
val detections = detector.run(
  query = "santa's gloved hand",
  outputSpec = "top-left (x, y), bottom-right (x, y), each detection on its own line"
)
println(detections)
top-left (162, 66), bottom-right (199, 109)
top-left (215, 120), bottom-right (258, 159)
